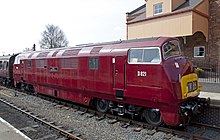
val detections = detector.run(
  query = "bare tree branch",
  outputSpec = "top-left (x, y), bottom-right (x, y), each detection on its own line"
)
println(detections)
top-left (39, 24), bottom-right (69, 49)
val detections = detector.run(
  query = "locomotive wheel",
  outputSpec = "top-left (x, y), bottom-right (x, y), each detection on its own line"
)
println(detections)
top-left (143, 108), bottom-right (163, 126)
top-left (95, 99), bottom-right (109, 113)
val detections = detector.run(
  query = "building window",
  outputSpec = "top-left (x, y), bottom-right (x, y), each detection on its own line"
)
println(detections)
top-left (89, 58), bottom-right (99, 70)
top-left (154, 3), bottom-right (163, 15)
top-left (194, 46), bottom-right (205, 57)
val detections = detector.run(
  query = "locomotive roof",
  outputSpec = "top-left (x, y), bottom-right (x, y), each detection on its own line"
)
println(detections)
top-left (20, 37), bottom-right (177, 59)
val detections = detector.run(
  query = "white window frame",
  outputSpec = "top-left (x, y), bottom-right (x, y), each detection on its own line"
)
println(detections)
top-left (154, 3), bottom-right (163, 15)
top-left (194, 46), bottom-right (205, 58)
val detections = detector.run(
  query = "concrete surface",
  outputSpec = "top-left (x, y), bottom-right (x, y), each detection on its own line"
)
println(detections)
top-left (200, 91), bottom-right (220, 100)
top-left (0, 117), bottom-right (30, 140)
top-left (201, 82), bottom-right (220, 93)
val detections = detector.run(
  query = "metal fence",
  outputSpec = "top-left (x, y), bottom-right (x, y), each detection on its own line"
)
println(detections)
top-left (192, 61), bottom-right (220, 83)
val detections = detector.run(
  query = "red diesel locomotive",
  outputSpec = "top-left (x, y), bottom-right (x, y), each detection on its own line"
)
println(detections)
top-left (2, 37), bottom-right (209, 126)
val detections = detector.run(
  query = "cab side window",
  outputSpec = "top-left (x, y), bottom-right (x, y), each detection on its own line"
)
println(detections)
top-left (128, 48), bottom-right (161, 64)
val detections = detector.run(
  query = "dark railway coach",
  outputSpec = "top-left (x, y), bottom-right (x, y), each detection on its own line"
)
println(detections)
top-left (0, 54), bottom-right (18, 86)
top-left (13, 37), bottom-right (209, 126)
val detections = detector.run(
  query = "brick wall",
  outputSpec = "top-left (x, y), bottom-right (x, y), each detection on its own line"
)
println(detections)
top-left (180, 0), bottom-right (220, 70)
top-left (178, 32), bottom-right (207, 62)
top-left (209, 0), bottom-right (220, 68)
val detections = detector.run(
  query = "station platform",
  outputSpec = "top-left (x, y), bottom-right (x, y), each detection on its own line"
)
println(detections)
top-left (0, 117), bottom-right (30, 140)
top-left (199, 91), bottom-right (220, 106)
top-left (200, 91), bottom-right (220, 100)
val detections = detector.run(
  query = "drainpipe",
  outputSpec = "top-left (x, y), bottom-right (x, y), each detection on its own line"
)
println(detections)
top-left (126, 13), bottom-right (129, 40)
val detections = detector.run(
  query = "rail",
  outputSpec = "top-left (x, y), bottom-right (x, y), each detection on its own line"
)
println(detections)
top-left (1, 86), bottom-right (220, 139)
top-left (0, 97), bottom-right (82, 140)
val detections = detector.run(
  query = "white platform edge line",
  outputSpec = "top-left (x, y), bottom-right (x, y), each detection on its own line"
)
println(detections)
top-left (200, 91), bottom-right (220, 94)
top-left (0, 117), bottom-right (31, 140)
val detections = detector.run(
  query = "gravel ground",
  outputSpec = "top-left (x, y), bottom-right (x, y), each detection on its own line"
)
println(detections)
top-left (0, 100), bottom-right (63, 140)
top-left (0, 89), bottom-right (184, 140)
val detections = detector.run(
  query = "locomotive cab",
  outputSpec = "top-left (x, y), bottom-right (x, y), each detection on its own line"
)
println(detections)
top-left (155, 39), bottom-right (209, 125)
top-left (126, 38), bottom-right (209, 126)
top-left (161, 40), bottom-right (203, 102)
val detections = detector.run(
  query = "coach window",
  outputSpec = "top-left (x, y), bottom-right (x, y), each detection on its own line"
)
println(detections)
top-left (0, 61), bottom-right (2, 70)
top-left (128, 48), bottom-right (161, 64)
top-left (27, 60), bottom-right (32, 67)
top-left (89, 58), bottom-right (99, 70)
top-left (3, 62), bottom-right (8, 70)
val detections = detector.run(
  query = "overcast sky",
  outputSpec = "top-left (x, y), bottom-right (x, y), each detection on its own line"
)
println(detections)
top-left (0, 0), bottom-right (145, 55)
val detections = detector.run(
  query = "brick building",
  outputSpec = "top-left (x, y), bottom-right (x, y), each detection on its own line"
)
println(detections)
top-left (126, 0), bottom-right (220, 70)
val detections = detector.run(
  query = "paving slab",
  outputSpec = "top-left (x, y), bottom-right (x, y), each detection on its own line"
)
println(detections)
top-left (200, 92), bottom-right (220, 100)
top-left (0, 117), bottom-right (30, 140)
top-left (199, 91), bottom-right (220, 106)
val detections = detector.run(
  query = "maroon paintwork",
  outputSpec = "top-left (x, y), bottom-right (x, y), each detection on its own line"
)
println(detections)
top-left (13, 37), bottom-right (198, 126)
top-left (0, 61), bottom-right (9, 79)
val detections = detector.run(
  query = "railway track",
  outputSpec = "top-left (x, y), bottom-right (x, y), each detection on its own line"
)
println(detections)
top-left (189, 122), bottom-right (220, 139)
top-left (191, 105), bottom-right (220, 128)
top-left (0, 86), bottom-right (220, 140)
top-left (0, 94), bottom-right (82, 140)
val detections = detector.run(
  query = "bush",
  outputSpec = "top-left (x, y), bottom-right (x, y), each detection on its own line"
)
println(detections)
top-left (195, 67), bottom-right (204, 72)
top-left (195, 67), bottom-right (206, 78)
